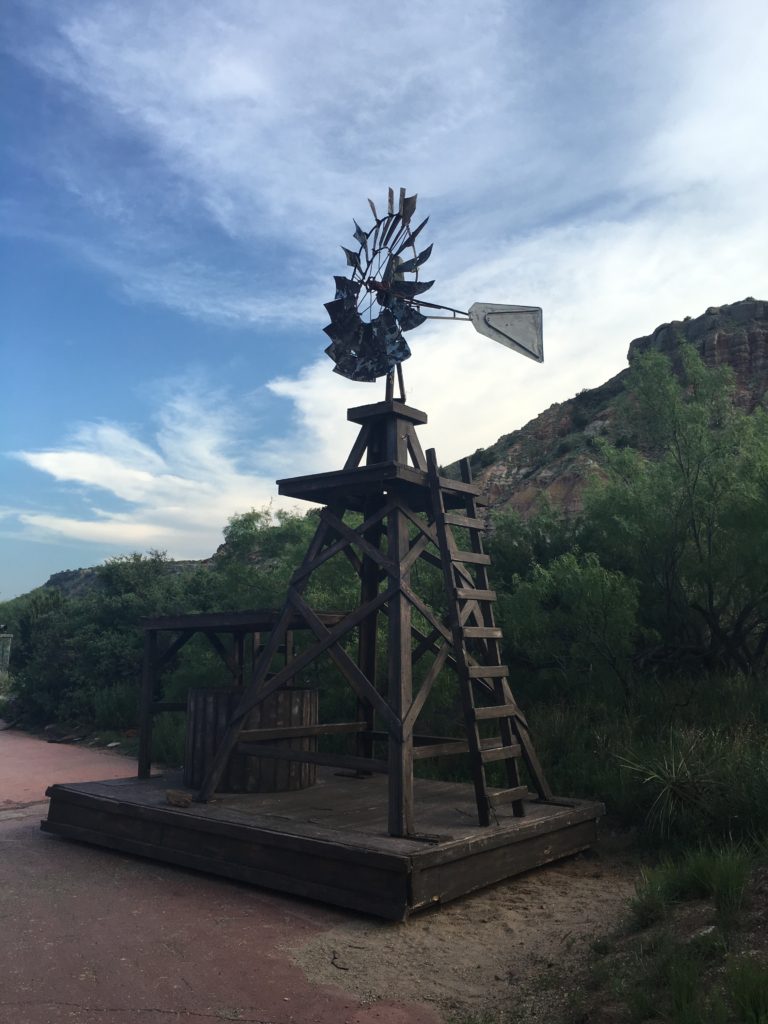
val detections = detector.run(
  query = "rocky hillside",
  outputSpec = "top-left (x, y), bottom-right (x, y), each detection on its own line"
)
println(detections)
top-left (43, 560), bottom-right (208, 599)
top-left (452, 298), bottom-right (767, 516)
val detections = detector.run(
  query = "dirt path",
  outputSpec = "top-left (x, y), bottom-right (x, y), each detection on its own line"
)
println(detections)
top-left (0, 728), bottom-right (639, 1023)
top-left (290, 838), bottom-right (637, 1022)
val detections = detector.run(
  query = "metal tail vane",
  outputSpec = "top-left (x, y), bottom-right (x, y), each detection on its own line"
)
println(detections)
top-left (323, 188), bottom-right (543, 391)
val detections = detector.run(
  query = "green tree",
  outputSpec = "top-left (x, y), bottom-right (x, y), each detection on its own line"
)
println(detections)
top-left (584, 345), bottom-right (768, 674)
top-left (498, 551), bottom-right (640, 697)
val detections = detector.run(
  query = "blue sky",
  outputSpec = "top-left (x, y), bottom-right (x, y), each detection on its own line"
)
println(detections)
top-left (2, 0), bottom-right (767, 599)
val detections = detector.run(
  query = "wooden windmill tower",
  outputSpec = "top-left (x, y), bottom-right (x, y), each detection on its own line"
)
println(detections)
top-left (196, 190), bottom-right (552, 837)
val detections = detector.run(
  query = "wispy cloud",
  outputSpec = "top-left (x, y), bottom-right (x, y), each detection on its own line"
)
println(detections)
top-left (9, 0), bottom-right (764, 326)
top-left (12, 382), bottom-right (295, 556)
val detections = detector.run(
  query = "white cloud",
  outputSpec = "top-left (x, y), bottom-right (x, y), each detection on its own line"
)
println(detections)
top-left (12, 383), bottom-right (299, 555)
top-left (15, 0), bottom-right (760, 321)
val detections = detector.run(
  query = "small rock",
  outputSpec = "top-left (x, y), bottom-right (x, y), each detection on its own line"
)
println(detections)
top-left (165, 789), bottom-right (193, 808)
top-left (106, 741), bottom-right (121, 748)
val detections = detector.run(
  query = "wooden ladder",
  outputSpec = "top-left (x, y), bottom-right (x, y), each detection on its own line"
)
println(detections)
top-left (426, 450), bottom-right (553, 826)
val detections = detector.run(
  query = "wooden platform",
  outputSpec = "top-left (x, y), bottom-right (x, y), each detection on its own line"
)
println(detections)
top-left (42, 770), bottom-right (603, 920)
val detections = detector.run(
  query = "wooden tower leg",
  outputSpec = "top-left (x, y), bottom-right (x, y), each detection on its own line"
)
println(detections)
top-left (356, 499), bottom-right (381, 762)
top-left (387, 502), bottom-right (414, 837)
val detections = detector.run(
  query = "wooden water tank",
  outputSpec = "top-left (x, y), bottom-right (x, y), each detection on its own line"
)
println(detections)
top-left (183, 686), bottom-right (318, 793)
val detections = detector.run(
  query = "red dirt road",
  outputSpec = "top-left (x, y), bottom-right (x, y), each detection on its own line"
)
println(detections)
top-left (0, 730), bottom-right (440, 1024)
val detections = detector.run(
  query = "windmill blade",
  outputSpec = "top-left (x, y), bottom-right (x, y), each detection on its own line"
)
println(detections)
top-left (468, 303), bottom-right (543, 363)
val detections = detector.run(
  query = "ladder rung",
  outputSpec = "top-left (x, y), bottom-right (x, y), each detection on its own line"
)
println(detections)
top-left (474, 703), bottom-right (519, 720)
top-left (444, 513), bottom-right (485, 530)
top-left (456, 587), bottom-right (497, 602)
top-left (438, 476), bottom-right (481, 496)
top-left (481, 743), bottom-right (522, 763)
top-left (452, 550), bottom-right (491, 565)
top-left (487, 785), bottom-right (530, 807)
top-left (462, 626), bottom-right (502, 639)
top-left (467, 664), bottom-right (507, 679)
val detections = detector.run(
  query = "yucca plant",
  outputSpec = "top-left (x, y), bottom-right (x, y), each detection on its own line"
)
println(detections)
top-left (618, 729), bottom-right (724, 838)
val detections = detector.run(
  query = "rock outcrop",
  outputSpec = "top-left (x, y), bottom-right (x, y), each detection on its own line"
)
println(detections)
top-left (447, 298), bottom-right (767, 517)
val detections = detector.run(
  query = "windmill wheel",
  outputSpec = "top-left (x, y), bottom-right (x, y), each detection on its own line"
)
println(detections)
top-left (323, 187), bottom-right (434, 382)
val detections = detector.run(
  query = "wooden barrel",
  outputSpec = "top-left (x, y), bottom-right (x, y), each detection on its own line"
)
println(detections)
top-left (183, 687), bottom-right (318, 793)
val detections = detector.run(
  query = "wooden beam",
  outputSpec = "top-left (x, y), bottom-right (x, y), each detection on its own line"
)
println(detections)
top-left (238, 721), bottom-right (365, 742)
top-left (235, 744), bottom-right (389, 774)
top-left (138, 629), bottom-right (157, 779)
top-left (204, 631), bottom-right (239, 678)
top-left (403, 643), bottom-right (449, 734)
top-left (157, 629), bottom-right (194, 669)
top-left (387, 503), bottom-right (414, 836)
top-left (343, 422), bottom-right (371, 469)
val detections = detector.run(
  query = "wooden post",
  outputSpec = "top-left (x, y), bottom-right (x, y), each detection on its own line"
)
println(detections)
top-left (138, 629), bottom-right (157, 778)
top-left (357, 498), bottom-right (382, 761)
top-left (387, 502), bottom-right (414, 837)
top-left (234, 631), bottom-right (245, 687)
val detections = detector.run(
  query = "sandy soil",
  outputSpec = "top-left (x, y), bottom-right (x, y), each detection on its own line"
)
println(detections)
top-left (289, 838), bottom-right (638, 1023)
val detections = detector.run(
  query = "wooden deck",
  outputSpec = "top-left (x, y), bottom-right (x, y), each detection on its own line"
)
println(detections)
top-left (42, 769), bottom-right (603, 920)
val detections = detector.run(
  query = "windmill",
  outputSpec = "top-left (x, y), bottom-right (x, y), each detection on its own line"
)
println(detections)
top-left (44, 189), bottom-right (601, 919)
top-left (195, 189), bottom-right (553, 837)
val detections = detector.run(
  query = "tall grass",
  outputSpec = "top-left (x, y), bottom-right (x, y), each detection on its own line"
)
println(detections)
top-left (526, 675), bottom-right (768, 848)
top-left (630, 845), bottom-right (751, 929)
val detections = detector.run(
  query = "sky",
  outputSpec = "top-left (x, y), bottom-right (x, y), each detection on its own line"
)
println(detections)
top-left (1, 0), bottom-right (767, 600)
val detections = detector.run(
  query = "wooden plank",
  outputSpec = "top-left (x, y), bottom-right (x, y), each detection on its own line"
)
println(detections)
top-left (487, 786), bottom-right (531, 807)
top-left (157, 629), bottom-right (195, 669)
top-left (238, 721), bottom-right (365, 742)
top-left (467, 665), bottom-right (508, 679)
top-left (141, 611), bottom-right (346, 631)
top-left (402, 642), bottom-right (449, 733)
top-left (413, 740), bottom-right (469, 759)
top-left (437, 475), bottom-right (481, 497)
top-left (480, 743), bottom-right (523, 763)
top-left (405, 424), bottom-right (428, 471)
top-left (138, 629), bottom-right (157, 779)
top-left (357, 497), bottom-right (382, 762)
top-left (452, 550), bottom-right (492, 565)
top-left (41, 819), bottom-right (408, 920)
top-left (474, 703), bottom-right (519, 719)
top-left (343, 422), bottom-right (371, 469)
top-left (387, 503), bottom-right (414, 837)
top-left (410, 800), bottom-right (603, 868)
top-left (401, 532), bottom-right (433, 574)
top-left (443, 513), bottom-right (485, 530)
top-left (347, 399), bottom-right (428, 426)
top-left (278, 462), bottom-right (429, 503)
top-left (456, 588), bottom-right (497, 602)
top-left (204, 630), bottom-right (239, 678)
top-left (45, 782), bottom-right (415, 865)
top-left (235, 744), bottom-right (389, 774)
top-left (462, 626), bottom-right (503, 639)
top-left (410, 820), bottom-right (598, 909)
